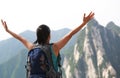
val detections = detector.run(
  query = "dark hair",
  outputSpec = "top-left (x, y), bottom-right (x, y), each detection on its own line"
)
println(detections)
top-left (34, 24), bottom-right (50, 45)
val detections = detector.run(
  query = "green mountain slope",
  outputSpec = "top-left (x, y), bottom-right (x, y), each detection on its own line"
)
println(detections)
top-left (0, 30), bottom-right (35, 64)
top-left (0, 49), bottom-right (27, 78)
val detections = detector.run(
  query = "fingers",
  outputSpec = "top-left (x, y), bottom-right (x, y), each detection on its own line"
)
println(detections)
top-left (1, 19), bottom-right (4, 25)
top-left (91, 12), bottom-right (95, 18)
top-left (86, 12), bottom-right (94, 21)
top-left (4, 21), bottom-right (7, 26)
top-left (83, 13), bottom-right (86, 21)
top-left (1, 19), bottom-right (6, 26)
top-left (89, 12), bottom-right (94, 18)
top-left (84, 13), bottom-right (86, 18)
top-left (83, 11), bottom-right (95, 23)
top-left (1, 19), bottom-right (8, 31)
top-left (84, 12), bottom-right (94, 20)
top-left (1, 19), bottom-right (7, 26)
top-left (88, 11), bottom-right (93, 17)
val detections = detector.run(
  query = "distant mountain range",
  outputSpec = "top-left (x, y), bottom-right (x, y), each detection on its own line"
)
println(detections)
top-left (0, 28), bottom-right (72, 64)
top-left (0, 19), bottom-right (120, 78)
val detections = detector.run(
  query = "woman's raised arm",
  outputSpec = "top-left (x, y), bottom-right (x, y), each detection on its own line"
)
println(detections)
top-left (54, 12), bottom-right (94, 55)
top-left (1, 20), bottom-right (33, 50)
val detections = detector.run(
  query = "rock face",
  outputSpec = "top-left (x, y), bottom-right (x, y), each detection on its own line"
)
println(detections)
top-left (63, 19), bottom-right (120, 78)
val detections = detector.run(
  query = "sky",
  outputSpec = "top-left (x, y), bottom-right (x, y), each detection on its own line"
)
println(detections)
top-left (0, 0), bottom-right (120, 41)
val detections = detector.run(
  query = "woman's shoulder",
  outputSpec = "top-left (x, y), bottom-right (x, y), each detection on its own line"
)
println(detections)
top-left (51, 43), bottom-right (59, 56)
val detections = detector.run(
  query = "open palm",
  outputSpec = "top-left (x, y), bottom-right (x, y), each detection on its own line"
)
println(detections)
top-left (83, 12), bottom-right (94, 23)
top-left (1, 20), bottom-right (8, 31)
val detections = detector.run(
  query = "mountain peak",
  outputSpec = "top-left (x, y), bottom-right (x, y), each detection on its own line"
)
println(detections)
top-left (87, 18), bottom-right (99, 27)
top-left (106, 21), bottom-right (120, 35)
top-left (106, 21), bottom-right (115, 27)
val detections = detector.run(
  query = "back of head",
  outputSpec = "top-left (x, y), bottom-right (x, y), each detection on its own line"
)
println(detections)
top-left (34, 24), bottom-right (50, 45)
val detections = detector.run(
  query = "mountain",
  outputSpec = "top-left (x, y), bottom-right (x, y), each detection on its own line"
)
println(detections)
top-left (106, 21), bottom-right (120, 36)
top-left (63, 19), bottom-right (120, 78)
top-left (1, 19), bottom-right (120, 78)
top-left (0, 49), bottom-right (27, 78)
top-left (0, 28), bottom-right (73, 64)
top-left (0, 30), bottom-right (35, 64)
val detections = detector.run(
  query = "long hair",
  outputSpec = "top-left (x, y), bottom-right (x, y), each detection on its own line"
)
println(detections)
top-left (34, 24), bottom-right (50, 45)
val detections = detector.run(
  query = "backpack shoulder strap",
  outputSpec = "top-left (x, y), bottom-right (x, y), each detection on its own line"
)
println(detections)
top-left (34, 44), bottom-right (54, 67)
top-left (33, 44), bottom-right (62, 71)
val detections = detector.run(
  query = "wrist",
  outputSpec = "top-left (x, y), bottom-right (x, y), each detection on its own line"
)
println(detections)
top-left (82, 22), bottom-right (87, 26)
top-left (6, 29), bottom-right (10, 33)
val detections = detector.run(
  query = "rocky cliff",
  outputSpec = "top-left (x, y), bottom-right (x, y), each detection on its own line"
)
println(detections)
top-left (63, 19), bottom-right (120, 78)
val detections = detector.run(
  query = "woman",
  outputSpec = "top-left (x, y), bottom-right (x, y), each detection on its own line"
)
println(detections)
top-left (1, 12), bottom-right (94, 78)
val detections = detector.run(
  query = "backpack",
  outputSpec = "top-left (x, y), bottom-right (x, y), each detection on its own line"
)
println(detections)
top-left (25, 44), bottom-right (62, 78)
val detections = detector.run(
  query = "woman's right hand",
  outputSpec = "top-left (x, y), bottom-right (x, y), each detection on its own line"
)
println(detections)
top-left (83, 12), bottom-right (94, 24)
top-left (1, 19), bottom-right (9, 32)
